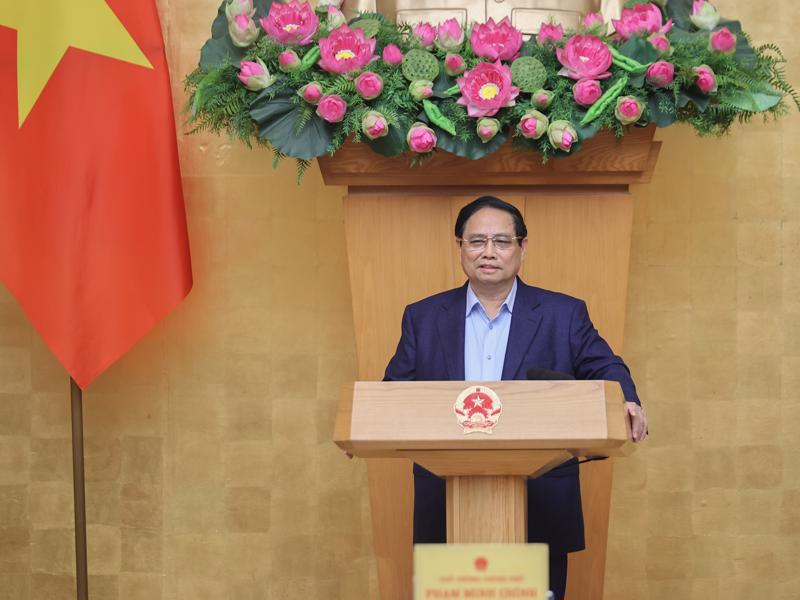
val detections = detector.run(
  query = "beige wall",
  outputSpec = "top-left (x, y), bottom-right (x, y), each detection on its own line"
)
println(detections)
top-left (0, 1), bottom-right (798, 599)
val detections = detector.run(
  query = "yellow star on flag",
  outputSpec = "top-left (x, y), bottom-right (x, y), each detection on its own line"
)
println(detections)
top-left (0, 0), bottom-right (153, 127)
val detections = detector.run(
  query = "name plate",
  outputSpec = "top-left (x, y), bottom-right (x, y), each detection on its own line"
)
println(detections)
top-left (414, 544), bottom-right (548, 599)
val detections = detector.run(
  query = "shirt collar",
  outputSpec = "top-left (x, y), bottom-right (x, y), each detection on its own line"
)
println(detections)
top-left (465, 278), bottom-right (518, 317)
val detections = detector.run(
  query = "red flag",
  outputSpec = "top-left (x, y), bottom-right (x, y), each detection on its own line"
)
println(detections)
top-left (0, 1), bottom-right (192, 389)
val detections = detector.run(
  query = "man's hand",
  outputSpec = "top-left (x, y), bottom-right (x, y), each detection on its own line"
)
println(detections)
top-left (625, 401), bottom-right (648, 443)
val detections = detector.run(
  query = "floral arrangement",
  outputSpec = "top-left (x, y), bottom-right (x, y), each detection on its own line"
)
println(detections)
top-left (185, 0), bottom-right (798, 176)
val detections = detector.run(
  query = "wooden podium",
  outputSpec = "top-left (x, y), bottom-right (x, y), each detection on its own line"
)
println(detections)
top-left (319, 125), bottom-right (660, 600)
top-left (335, 380), bottom-right (634, 546)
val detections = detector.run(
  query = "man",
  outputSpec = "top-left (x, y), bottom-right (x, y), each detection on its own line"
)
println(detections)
top-left (384, 196), bottom-right (648, 600)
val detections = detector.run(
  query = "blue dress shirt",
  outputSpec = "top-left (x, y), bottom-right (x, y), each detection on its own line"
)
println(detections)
top-left (464, 279), bottom-right (517, 380)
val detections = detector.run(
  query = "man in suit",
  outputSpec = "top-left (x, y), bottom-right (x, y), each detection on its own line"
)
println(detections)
top-left (384, 195), bottom-right (648, 600)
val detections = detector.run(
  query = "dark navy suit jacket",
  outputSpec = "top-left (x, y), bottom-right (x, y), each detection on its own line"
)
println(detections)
top-left (384, 278), bottom-right (639, 555)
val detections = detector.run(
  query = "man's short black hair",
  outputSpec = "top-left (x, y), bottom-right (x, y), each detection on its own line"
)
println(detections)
top-left (454, 196), bottom-right (527, 242)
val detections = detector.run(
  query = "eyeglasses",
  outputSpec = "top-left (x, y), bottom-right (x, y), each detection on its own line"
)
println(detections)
top-left (458, 235), bottom-right (523, 252)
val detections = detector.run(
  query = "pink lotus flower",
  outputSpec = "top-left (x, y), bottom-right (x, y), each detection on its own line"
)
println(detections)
top-left (532, 89), bottom-right (554, 109)
top-left (582, 12), bottom-right (605, 33)
top-left (278, 49), bottom-right (301, 72)
top-left (229, 14), bottom-right (260, 48)
top-left (693, 64), bottom-right (717, 93)
top-left (456, 60), bottom-right (520, 118)
top-left (547, 120), bottom-right (577, 151)
top-left (318, 25), bottom-right (377, 74)
top-left (469, 17), bottom-right (523, 62)
top-left (573, 78), bottom-right (602, 107)
top-left (645, 60), bottom-right (674, 88)
top-left (518, 110), bottom-right (548, 139)
top-left (557, 35), bottom-right (612, 80)
top-left (382, 44), bottom-right (403, 65)
top-left (690, 0), bottom-right (720, 30)
top-left (355, 71), bottom-right (383, 100)
top-left (238, 58), bottom-right (276, 91)
top-left (298, 81), bottom-right (323, 104)
top-left (709, 27), bottom-right (737, 54)
top-left (436, 18), bottom-right (465, 52)
top-left (648, 32), bottom-right (671, 56)
top-left (362, 111), bottom-right (389, 140)
top-left (413, 22), bottom-right (436, 49)
top-left (476, 117), bottom-right (500, 143)
top-left (326, 5), bottom-right (346, 29)
top-left (615, 96), bottom-right (644, 125)
top-left (612, 3), bottom-right (672, 40)
top-left (260, 0), bottom-right (319, 46)
top-left (537, 23), bottom-right (564, 46)
top-left (407, 122), bottom-right (437, 153)
top-left (316, 94), bottom-right (348, 122)
top-left (445, 53), bottom-right (466, 76)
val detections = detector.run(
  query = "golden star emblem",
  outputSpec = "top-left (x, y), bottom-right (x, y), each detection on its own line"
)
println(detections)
top-left (0, 0), bottom-right (153, 127)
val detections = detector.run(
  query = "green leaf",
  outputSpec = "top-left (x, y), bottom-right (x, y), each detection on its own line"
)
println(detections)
top-left (664, 0), bottom-right (693, 30)
top-left (434, 128), bottom-right (508, 160)
top-left (432, 70), bottom-right (457, 99)
top-left (250, 91), bottom-right (333, 159)
top-left (351, 18), bottom-right (382, 38)
top-left (647, 95), bottom-right (677, 127)
top-left (678, 89), bottom-right (710, 112)
top-left (617, 37), bottom-right (660, 66)
top-left (573, 115), bottom-right (601, 141)
top-left (721, 87), bottom-right (783, 113)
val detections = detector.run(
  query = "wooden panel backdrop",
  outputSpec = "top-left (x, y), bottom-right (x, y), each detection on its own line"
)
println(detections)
top-left (343, 188), bottom-right (633, 600)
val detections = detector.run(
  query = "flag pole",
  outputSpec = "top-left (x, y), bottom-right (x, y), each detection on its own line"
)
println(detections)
top-left (70, 377), bottom-right (89, 600)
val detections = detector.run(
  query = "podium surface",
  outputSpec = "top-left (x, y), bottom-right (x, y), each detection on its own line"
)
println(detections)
top-left (336, 380), bottom-right (634, 544)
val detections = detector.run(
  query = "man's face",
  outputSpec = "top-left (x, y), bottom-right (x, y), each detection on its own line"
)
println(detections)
top-left (458, 207), bottom-right (527, 288)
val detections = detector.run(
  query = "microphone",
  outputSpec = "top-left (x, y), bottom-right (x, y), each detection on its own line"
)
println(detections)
top-left (526, 367), bottom-right (575, 380)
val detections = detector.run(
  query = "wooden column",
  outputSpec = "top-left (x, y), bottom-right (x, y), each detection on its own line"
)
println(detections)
top-left (447, 476), bottom-right (527, 544)
top-left (320, 125), bottom-right (661, 600)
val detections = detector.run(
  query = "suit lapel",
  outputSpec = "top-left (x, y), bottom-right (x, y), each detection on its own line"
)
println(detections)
top-left (502, 281), bottom-right (543, 380)
top-left (436, 285), bottom-right (467, 380)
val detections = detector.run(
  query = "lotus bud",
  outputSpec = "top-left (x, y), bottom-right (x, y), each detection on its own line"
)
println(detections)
top-left (476, 118), bottom-right (500, 143)
top-left (518, 110), bottom-right (549, 140)
top-left (573, 78), bottom-right (602, 107)
top-left (614, 96), bottom-right (645, 125)
top-left (547, 119), bottom-right (578, 152)
top-left (237, 58), bottom-right (276, 91)
top-left (406, 122), bottom-right (437, 153)
top-left (444, 53), bottom-right (466, 77)
top-left (693, 64), bottom-right (718, 94)
top-left (435, 18), bottom-right (465, 52)
top-left (537, 23), bottom-right (564, 46)
top-left (226, 0), bottom-right (254, 21)
top-left (228, 14), bottom-right (260, 48)
top-left (298, 81), bottom-right (324, 104)
top-left (355, 71), bottom-right (383, 100)
top-left (690, 0), bottom-right (720, 31)
top-left (382, 44), bottom-right (404, 65)
top-left (362, 110), bottom-right (389, 140)
top-left (709, 27), bottom-right (737, 54)
top-left (326, 5), bottom-right (346, 30)
top-left (532, 89), bottom-right (555, 110)
top-left (278, 49), bottom-right (301, 73)
top-left (413, 22), bottom-right (437, 49)
top-left (582, 12), bottom-right (605, 35)
top-left (409, 80), bottom-right (434, 101)
top-left (316, 94), bottom-right (348, 123)
top-left (648, 32), bottom-right (672, 56)
top-left (645, 61), bottom-right (675, 89)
